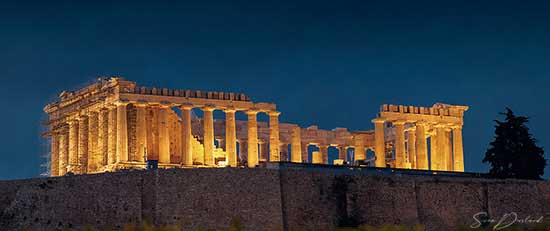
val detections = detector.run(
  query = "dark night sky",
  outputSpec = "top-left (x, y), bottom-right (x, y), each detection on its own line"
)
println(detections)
top-left (0, 0), bottom-right (549, 180)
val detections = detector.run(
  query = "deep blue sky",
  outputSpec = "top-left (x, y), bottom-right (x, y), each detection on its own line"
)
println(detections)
top-left (1, 1), bottom-right (549, 180)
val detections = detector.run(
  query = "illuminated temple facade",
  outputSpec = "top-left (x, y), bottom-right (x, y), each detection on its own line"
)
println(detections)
top-left (43, 78), bottom-right (468, 176)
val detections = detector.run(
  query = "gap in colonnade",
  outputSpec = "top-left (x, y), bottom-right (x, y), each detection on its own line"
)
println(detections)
top-left (213, 110), bottom-right (225, 118)
top-left (285, 144), bottom-right (291, 162)
top-left (192, 108), bottom-right (204, 118)
top-left (171, 106), bottom-right (182, 117)
top-left (427, 137), bottom-right (433, 170)
top-left (327, 146), bottom-right (339, 165)
top-left (306, 144), bottom-right (320, 163)
top-left (190, 108), bottom-right (204, 141)
top-left (366, 149), bottom-right (375, 166)
top-left (256, 112), bottom-right (269, 123)
top-left (347, 147), bottom-right (355, 163)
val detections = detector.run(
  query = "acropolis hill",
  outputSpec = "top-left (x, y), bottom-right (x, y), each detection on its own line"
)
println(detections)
top-left (43, 77), bottom-right (468, 175)
top-left (1, 77), bottom-right (548, 231)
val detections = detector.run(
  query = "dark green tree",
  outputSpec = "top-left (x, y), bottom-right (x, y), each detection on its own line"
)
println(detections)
top-left (483, 108), bottom-right (546, 180)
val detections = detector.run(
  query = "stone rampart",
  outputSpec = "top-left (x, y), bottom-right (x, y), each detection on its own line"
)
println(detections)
top-left (1, 165), bottom-right (549, 231)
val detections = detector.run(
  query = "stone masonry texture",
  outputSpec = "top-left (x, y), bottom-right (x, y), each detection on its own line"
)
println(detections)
top-left (1, 166), bottom-right (549, 231)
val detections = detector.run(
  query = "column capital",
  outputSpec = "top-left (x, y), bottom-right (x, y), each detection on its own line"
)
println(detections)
top-left (267, 111), bottom-right (281, 116)
top-left (435, 123), bottom-right (453, 131)
top-left (97, 106), bottom-right (108, 112)
top-left (202, 105), bottom-right (216, 112)
top-left (245, 109), bottom-right (259, 115)
top-left (134, 102), bottom-right (149, 108)
top-left (405, 126), bottom-right (416, 132)
top-left (66, 118), bottom-right (78, 125)
top-left (224, 107), bottom-right (237, 113)
top-left (393, 120), bottom-right (406, 126)
top-left (179, 103), bottom-right (194, 110)
top-left (434, 123), bottom-right (447, 128)
top-left (372, 118), bottom-right (385, 124)
top-left (105, 103), bottom-right (117, 109)
top-left (450, 124), bottom-right (463, 130)
top-left (159, 103), bottom-right (172, 109)
top-left (114, 100), bottom-right (130, 106)
top-left (87, 109), bottom-right (99, 115)
top-left (77, 114), bottom-right (88, 120)
top-left (415, 120), bottom-right (429, 126)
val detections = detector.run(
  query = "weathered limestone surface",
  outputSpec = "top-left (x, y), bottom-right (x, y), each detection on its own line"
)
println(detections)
top-left (1, 167), bottom-right (549, 231)
top-left (373, 103), bottom-right (468, 172)
top-left (43, 78), bottom-right (468, 175)
top-left (0, 169), bottom-right (283, 231)
top-left (0, 173), bottom-right (143, 231)
top-left (280, 169), bottom-right (550, 231)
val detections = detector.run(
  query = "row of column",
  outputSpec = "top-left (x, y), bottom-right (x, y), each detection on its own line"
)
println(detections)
top-left (373, 119), bottom-right (464, 172)
top-left (310, 145), bottom-right (349, 164)
top-left (51, 103), bottom-right (129, 176)
top-left (51, 102), bottom-right (380, 176)
top-left (298, 143), bottom-right (363, 165)
top-left (171, 105), bottom-right (284, 168)
top-left (51, 102), bottom-right (284, 176)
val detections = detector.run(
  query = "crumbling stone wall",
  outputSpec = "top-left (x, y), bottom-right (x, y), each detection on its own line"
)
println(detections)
top-left (1, 167), bottom-right (549, 231)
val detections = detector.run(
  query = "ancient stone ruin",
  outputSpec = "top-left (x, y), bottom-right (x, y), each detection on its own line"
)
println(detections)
top-left (43, 77), bottom-right (468, 175)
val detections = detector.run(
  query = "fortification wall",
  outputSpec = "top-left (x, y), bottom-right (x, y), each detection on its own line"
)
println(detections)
top-left (280, 169), bottom-right (550, 230)
top-left (0, 169), bottom-right (283, 231)
top-left (1, 167), bottom-right (549, 231)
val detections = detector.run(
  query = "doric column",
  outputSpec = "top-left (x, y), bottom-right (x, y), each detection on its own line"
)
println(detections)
top-left (268, 111), bottom-right (281, 162)
top-left (433, 124), bottom-right (447, 171)
top-left (147, 106), bottom-right (159, 162)
top-left (97, 108), bottom-right (108, 167)
top-left (116, 101), bottom-right (129, 163)
top-left (50, 132), bottom-right (60, 177)
top-left (430, 132), bottom-right (439, 171)
top-left (290, 126), bottom-right (302, 163)
top-left (87, 111), bottom-right (99, 173)
top-left (180, 104), bottom-right (193, 166)
top-left (224, 108), bottom-right (237, 167)
top-left (394, 121), bottom-right (406, 169)
top-left (311, 151), bottom-right (322, 164)
top-left (78, 115), bottom-right (89, 173)
top-left (415, 122), bottom-right (429, 170)
top-left (354, 135), bottom-right (366, 161)
top-left (319, 145), bottom-right (329, 164)
top-left (444, 127), bottom-right (453, 171)
top-left (67, 119), bottom-right (79, 174)
top-left (372, 119), bottom-right (386, 167)
top-left (339, 146), bottom-right (347, 161)
top-left (302, 143), bottom-right (309, 163)
top-left (203, 106), bottom-right (215, 166)
top-left (135, 103), bottom-right (148, 163)
top-left (246, 110), bottom-right (259, 167)
top-left (406, 127), bottom-right (416, 169)
top-left (280, 144), bottom-right (289, 161)
top-left (107, 105), bottom-right (117, 165)
top-left (452, 125), bottom-right (464, 172)
top-left (158, 105), bottom-right (171, 164)
top-left (58, 126), bottom-right (69, 176)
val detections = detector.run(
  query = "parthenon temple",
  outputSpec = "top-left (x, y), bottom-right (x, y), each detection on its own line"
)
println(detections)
top-left (43, 78), bottom-right (468, 176)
